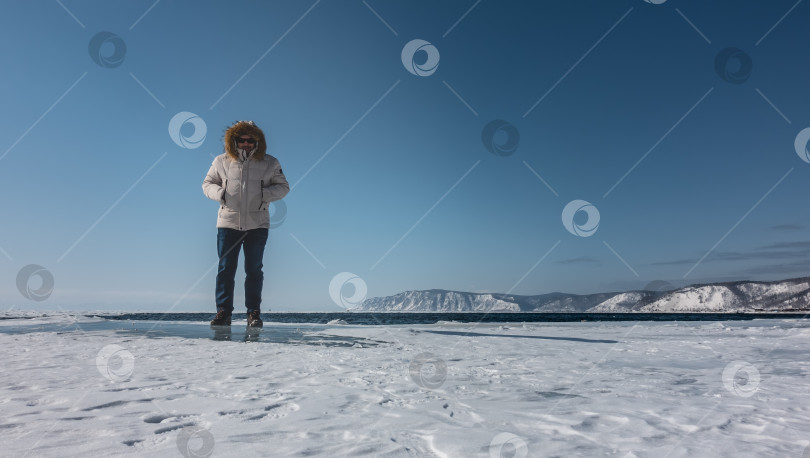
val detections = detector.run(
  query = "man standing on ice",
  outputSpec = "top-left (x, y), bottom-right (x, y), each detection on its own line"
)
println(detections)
top-left (203, 120), bottom-right (289, 328)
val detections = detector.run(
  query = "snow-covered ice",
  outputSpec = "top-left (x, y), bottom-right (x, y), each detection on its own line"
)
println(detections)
top-left (1, 313), bottom-right (809, 457)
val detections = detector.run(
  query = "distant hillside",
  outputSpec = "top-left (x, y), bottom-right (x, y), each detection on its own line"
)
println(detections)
top-left (355, 277), bottom-right (810, 312)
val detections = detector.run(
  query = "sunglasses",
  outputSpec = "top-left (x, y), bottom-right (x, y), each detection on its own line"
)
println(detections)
top-left (235, 137), bottom-right (257, 144)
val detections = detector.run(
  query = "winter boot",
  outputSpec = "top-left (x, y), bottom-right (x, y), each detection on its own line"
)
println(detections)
top-left (247, 310), bottom-right (263, 328)
top-left (210, 310), bottom-right (232, 326)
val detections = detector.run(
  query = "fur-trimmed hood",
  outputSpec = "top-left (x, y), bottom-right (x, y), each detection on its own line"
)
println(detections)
top-left (224, 120), bottom-right (267, 161)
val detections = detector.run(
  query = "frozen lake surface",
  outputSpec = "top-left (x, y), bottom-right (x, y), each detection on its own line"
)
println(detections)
top-left (1, 313), bottom-right (809, 457)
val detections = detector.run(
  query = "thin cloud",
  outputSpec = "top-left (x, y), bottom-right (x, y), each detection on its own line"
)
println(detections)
top-left (769, 224), bottom-right (805, 231)
top-left (557, 257), bottom-right (600, 265)
top-left (756, 241), bottom-right (810, 250)
top-left (740, 259), bottom-right (810, 276)
top-left (652, 257), bottom-right (699, 266)
top-left (653, 240), bottom-right (810, 266)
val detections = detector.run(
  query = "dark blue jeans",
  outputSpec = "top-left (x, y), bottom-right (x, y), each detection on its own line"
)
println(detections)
top-left (215, 228), bottom-right (268, 314)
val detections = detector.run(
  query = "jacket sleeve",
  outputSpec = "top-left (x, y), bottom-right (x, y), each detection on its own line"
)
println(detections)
top-left (202, 157), bottom-right (226, 202)
top-left (262, 159), bottom-right (290, 203)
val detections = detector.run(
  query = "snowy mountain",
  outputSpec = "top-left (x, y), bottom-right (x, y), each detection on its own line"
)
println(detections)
top-left (357, 289), bottom-right (618, 313)
top-left (356, 290), bottom-right (520, 312)
top-left (355, 277), bottom-right (810, 312)
top-left (639, 278), bottom-right (810, 312)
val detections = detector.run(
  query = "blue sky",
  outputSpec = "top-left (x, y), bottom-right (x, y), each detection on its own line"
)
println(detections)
top-left (1, 0), bottom-right (809, 312)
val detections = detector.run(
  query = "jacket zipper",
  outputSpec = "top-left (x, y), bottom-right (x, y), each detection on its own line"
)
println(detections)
top-left (259, 180), bottom-right (264, 210)
top-left (240, 162), bottom-right (248, 230)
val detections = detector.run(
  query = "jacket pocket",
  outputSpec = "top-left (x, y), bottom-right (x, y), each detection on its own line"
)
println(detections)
top-left (258, 180), bottom-right (264, 210)
top-left (245, 176), bottom-right (263, 211)
top-left (223, 177), bottom-right (242, 210)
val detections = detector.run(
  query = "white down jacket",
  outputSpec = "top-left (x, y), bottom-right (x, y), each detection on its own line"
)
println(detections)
top-left (203, 152), bottom-right (289, 230)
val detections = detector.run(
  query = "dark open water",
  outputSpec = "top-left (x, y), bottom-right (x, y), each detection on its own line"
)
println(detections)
top-left (87, 312), bottom-right (809, 325)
